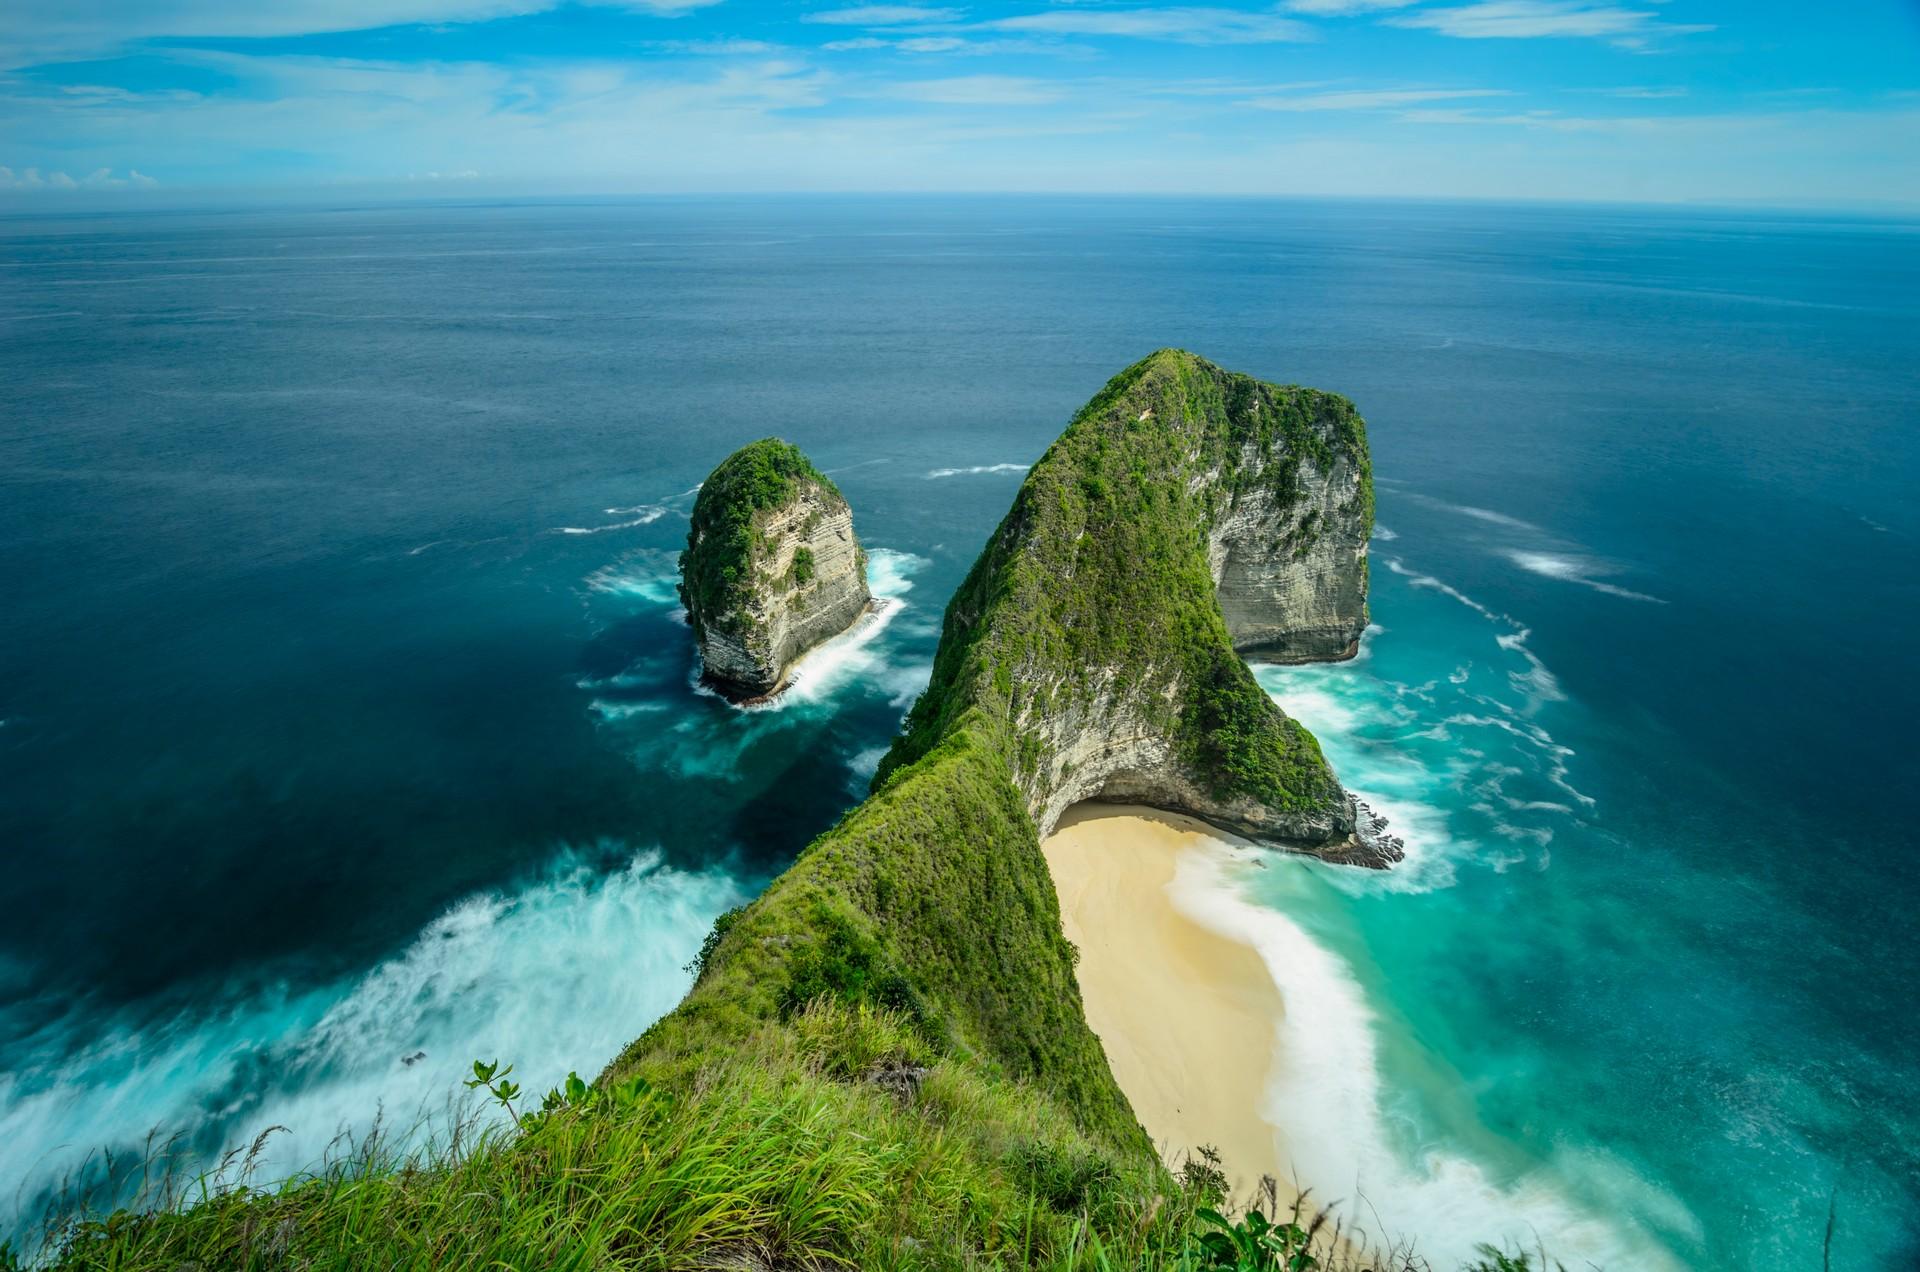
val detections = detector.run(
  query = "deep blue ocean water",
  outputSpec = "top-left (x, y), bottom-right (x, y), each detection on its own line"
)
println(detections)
top-left (1, 197), bottom-right (1915, 1268)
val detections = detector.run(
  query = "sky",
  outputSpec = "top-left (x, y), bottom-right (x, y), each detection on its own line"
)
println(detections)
top-left (1, 0), bottom-right (1918, 205)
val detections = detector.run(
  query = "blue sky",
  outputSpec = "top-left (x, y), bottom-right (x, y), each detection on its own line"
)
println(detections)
top-left (2, 0), bottom-right (1917, 204)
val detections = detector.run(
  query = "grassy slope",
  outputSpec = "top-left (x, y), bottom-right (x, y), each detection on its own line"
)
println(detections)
top-left (36, 353), bottom-right (1404, 1271)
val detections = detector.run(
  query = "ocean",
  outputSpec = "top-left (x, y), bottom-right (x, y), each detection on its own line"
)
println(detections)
top-left (1, 197), bottom-right (1915, 1268)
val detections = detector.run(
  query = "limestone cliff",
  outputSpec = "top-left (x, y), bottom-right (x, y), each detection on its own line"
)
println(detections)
top-left (1210, 436), bottom-right (1371, 663)
top-left (877, 349), bottom-right (1391, 865)
top-left (679, 439), bottom-right (872, 701)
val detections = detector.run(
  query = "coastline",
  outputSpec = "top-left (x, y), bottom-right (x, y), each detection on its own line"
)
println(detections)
top-left (1042, 803), bottom-right (1296, 1207)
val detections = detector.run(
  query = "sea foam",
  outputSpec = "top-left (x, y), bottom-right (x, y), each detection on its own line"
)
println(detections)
top-left (924, 462), bottom-right (1029, 479)
top-left (1503, 550), bottom-right (1666, 603)
top-left (1167, 846), bottom-right (1689, 1269)
top-left (0, 848), bottom-right (745, 1242)
top-left (553, 506), bottom-right (667, 536)
top-left (738, 548), bottom-right (929, 711)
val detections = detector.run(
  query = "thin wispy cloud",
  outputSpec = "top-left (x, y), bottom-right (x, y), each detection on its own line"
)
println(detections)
top-left (0, 0), bottom-right (1911, 207)
top-left (1245, 87), bottom-right (1512, 111)
top-left (823, 34), bottom-right (1079, 56)
top-left (981, 7), bottom-right (1314, 45)
top-left (1388, 2), bottom-right (1713, 46)
top-left (802, 5), bottom-right (964, 26)
top-left (647, 38), bottom-right (787, 56)
top-left (1587, 85), bottom-right (1687, 98)
top-left (877, 74), bottom-right (1061, 105)
top-left (0, 165), bottom-right (156, 189)
top-left (1283, 0), bottom-right (1419, 13)
top-left (1, 0), bottom-right (718, 66)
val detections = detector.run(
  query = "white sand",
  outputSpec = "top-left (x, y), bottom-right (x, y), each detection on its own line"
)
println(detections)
top-left (1043, 803), bottom-right (1294, 1206)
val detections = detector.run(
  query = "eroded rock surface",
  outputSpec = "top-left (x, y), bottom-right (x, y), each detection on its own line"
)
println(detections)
top-left (680, 439), bottom-right (872, 701)
top-left (1210, 438), bottom-right (1370, 663)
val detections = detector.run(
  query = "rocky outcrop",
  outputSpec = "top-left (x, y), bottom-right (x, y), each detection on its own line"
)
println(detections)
top-left (1210, 439), bottom-right (1370, 663)
top-left (879, 349), bottom-right (1396, 866)
top-left (680, 439), bottom-right (872, 701)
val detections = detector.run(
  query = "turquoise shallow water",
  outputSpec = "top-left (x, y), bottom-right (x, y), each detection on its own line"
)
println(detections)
top-left (1, 198), bottom-right (1916, 1266)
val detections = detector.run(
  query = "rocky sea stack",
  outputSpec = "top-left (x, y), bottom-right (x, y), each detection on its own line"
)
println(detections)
top-left (878, 348), bottom-right (1386, 864)
top-left (680, 438), bottom-right (873, 701)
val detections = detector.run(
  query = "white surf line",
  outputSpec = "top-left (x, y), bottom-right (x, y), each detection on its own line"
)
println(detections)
top-left (734, 596), bottom-right (903, 712)
top-left (925, 462), bottom-right (1030, 479)
top-left (1382, 558), bottom-right (1513, 627)
top-left (1166, 844), bottom-right (1690, 1271)
top-left (554, 506), bottom-right (668, 536)
top-left (1502, 550), bottom-right (1666, 604)
top-left (702, 548), bottom-right (927, 713)
top-left (1399, 492), bottom-right (1547, 534)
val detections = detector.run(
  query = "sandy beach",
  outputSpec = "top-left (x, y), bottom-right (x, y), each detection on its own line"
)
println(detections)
top-left (1043, 803), bottom-right (1294, 1206)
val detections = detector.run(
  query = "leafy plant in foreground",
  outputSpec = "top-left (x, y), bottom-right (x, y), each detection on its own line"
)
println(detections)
top-left (1191, 1198), bottom-right (1323, 1272)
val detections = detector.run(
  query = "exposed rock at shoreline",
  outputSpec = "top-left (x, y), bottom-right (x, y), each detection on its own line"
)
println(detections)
top-left (679, 439), bottom-right (872, 701)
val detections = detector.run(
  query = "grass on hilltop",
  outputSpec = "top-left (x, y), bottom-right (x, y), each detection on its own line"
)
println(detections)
top-left (20, 1002), bottom-right (1556, 1272)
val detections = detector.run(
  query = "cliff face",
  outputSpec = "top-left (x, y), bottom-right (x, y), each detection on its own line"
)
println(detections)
top-left (680, 439), bottom-right (872, 701)
top-left (1210, 439), bottom-right (1371, 663)
top-left (878, 349), bottom-right (1388, 864)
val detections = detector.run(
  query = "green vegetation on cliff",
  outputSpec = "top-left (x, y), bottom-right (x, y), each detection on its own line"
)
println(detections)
top-left (878, 349), bottom-right (1365, 820)
top-left (28, 355), bottom-right (1475, 1272)
top-left (679, 437), bottom-right (841, 638)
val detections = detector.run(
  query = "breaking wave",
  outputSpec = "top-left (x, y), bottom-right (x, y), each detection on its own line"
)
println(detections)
top-left (1168, 847), bottom-right (1689, 1269)
top-left (0, 847), bottom-right (746, 1241)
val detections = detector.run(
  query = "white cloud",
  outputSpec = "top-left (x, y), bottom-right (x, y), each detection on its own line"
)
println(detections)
top-left (1152, 78), bottom-right (1340, 97)
top-left (982, 7), bottom-right (1313, 45)
top-left (802, 5), bottom-right (964, 25)
top-left (0, 164), bottom-right (157, 190)
top-left (822, 33), bottom-right (1066, 55)
top-left (647, 39), bottom-right (787, 55)
top-left (878, 74), bottom-right (1061, 105)
top-left (1283, 0), bottom-right (1419, 13)
top-left (1, 0), bottom-right (721, 68)
top-left (1586, 85), bottom-right (1687, 98)
top-left (1245, 87), bottom-right (1511, 111)
top-left (3, 42), bottom-right (1914, 207)
top-left (1388, 2), bottom-right (1712, 46)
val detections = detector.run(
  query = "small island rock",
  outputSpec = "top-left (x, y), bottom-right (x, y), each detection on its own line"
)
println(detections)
top-left (679, 438), bottom-right (873, 701)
